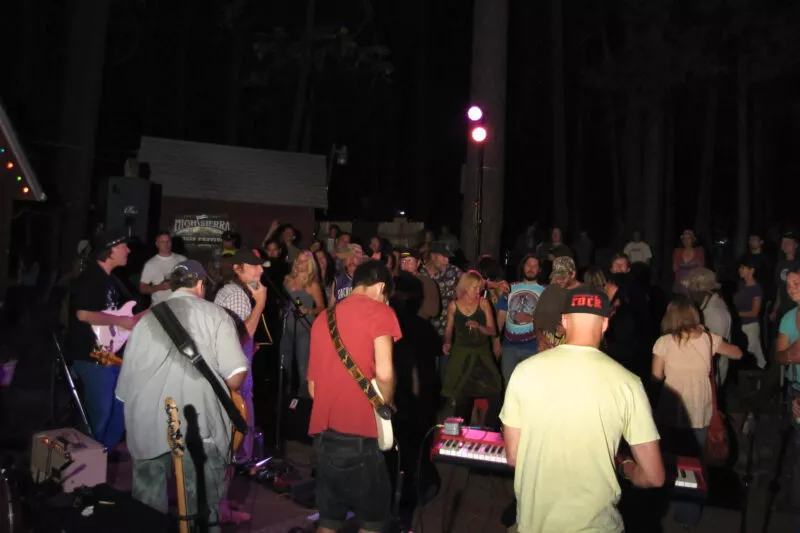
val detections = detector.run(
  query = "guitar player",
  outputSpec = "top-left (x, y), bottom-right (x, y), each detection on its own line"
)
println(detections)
top-left (116, 260), bottom-right (249, 531)
top-left (65, 228), bottom-right (143, 450)
top-left (307, 260), bottom-right (401, 533)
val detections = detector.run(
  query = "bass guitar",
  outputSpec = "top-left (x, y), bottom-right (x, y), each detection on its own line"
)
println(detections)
top-left (90, 300), bottom-right (137, 366)
top-left (165, 398), bottom-right (190, 533)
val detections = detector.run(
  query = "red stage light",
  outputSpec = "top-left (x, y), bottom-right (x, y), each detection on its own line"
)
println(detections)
top-left (471, 126), bottom-right (488, 143)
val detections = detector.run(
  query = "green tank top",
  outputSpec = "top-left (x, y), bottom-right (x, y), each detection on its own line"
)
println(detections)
top-left (453, 302), bottom-right (489, 348)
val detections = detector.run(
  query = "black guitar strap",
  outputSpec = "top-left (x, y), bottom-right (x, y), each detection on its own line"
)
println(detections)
top-left (151, 302), bottom-right (248, 435)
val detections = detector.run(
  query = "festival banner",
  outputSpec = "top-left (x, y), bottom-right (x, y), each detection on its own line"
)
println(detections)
top-left (171, 214), bottom-right (232, 251)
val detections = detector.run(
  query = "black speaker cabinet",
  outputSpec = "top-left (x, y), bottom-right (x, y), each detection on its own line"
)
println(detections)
top-left (99, 177), bottom-right (161, 241)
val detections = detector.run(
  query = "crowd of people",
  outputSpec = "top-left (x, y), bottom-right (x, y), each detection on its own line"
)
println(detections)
top-left (51, 218), bottom-right (800, 532)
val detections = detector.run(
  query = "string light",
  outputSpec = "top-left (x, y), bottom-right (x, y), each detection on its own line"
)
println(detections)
top-left (22, 186), bottom-right (29, 194)
top-left (5, 162), bottom-right (13, 169)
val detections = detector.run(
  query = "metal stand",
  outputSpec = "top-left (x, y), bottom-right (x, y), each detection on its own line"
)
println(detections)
top-left (474, 145), bottom-right (485, 261)
top-left (50, 333), bottom-right (92, 436)
top-left (261, 275), bottom-right (312, 454)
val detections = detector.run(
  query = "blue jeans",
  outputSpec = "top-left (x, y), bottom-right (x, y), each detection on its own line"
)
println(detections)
top-left (132, 442), bottom-right (226, 533)
top-left (72, 360), bottom-right (125, 450)
top-left (501, 344), bottom-right (537, 383)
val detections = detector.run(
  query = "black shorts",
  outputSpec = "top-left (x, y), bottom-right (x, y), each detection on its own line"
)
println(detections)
top-left (313, 430), bottom-right (391, 532)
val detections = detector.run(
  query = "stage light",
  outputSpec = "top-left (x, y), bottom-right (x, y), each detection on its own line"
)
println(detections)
top-left (471, 126), bottom-right (487, 143)
top-left (6, 162), bottom-right (13, 169)
top-left (467, 106), bottom-right (483, 122)
top-left (16, 176), bottom-right (22, 181)
top-left (22, 186), bottom-right (29, 194)
top-left (0, 148), bottom-right (4, 153)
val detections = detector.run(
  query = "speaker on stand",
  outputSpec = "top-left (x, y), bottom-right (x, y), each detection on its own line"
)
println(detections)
top-left (98, 177), bottom-right (161, 241)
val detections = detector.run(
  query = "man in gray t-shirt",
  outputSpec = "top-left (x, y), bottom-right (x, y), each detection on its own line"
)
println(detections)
top-left (116, 260), bottom-right (248, 531)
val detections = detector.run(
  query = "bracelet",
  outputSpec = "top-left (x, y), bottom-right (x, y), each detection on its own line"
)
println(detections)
top-left (620, 459), bottom-right (634, 480)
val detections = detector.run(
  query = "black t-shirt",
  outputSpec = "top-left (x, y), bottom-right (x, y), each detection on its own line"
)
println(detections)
top-left (65, 262), bottom-right (123, 361)
top-left (775, 258), bottom-right (800, 320)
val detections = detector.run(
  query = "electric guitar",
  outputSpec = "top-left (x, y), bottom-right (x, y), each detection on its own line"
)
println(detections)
top-left (90, 300), bottom-right (137, 365)
top-left (165, 398), bottom-right (190, 533)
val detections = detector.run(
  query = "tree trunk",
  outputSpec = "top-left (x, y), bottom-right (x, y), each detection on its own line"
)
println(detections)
top-left (695, 85), bottom-right (719, 244)
top-left (662, 104), bottom-right (676, 287)
top-left (735, 59), bottom-right (750, 259)
top-left (460, 0), bottom-right (508, 262)
top-left (550, 0), bottom-right (568, 229)
top-left (571, 111), bottom-right (584, 234)
top-left (622, 103), bottom-right (643, 235)
top-left (608, 112), bottom-right (625, 247)
top-left (411, 0), bottom-right (431, 223)
top-left (642, 103), bottom-right (664, 282)
top-left (287, 0), bottom-right (316, 152)
top-left (752, 96), bottom-right (769, 233)
top-left (54, 0), bottom-right (111, 272)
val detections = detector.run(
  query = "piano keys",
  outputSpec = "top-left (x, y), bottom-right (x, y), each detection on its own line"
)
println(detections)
top-left (430, 427), bottom-right (513, 473)
top-left (668, 455), bottom-right (707, 501)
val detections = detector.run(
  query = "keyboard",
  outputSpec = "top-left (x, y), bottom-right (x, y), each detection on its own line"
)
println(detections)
top-left (669, 455), bottom-right (707, 500)
top-left (430, 428), bottom-right (512, 473)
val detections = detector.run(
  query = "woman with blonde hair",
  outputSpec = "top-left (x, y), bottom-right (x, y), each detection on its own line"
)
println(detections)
top-left (673, 229), bottom-right (705, 294)
top-left (281, 251), bottom-right (325, 397)
top-left (651, 295), bottom-right (742, 525)
top-left (442, 271), bottom-right (503, 429)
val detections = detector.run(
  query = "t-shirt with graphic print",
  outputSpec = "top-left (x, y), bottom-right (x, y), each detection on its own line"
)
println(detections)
top-left (496, 282), bottom-right (545, 352)
top-left (775, 258), bottom-right (800, 320)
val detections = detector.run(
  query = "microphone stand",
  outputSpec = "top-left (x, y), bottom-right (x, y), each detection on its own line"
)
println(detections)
top-left (260, 272), bottom-right (313, 455)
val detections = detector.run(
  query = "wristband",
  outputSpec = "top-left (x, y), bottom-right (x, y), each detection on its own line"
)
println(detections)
top-left (619, 459), bottom-right (634, 480)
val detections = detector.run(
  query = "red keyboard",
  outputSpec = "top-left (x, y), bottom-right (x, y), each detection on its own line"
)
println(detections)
top-left (430, 428), bottom-right (512, 473)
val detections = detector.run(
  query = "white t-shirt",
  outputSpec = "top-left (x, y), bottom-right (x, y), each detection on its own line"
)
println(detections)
top-left (623, 241), bottom-right (653, 264)
top-left (140, 253), bottom-right (187, 305)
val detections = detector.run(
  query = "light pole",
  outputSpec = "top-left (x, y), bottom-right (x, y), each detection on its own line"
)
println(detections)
top-left (468, 106), bottom-right (487, 260)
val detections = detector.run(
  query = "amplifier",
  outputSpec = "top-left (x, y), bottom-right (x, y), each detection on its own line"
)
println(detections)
top-left (30, 428), bottom-right (107, 493)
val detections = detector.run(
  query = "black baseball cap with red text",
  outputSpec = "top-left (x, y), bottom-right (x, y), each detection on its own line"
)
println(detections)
top-left (563, 287), bottom-right (610, 318)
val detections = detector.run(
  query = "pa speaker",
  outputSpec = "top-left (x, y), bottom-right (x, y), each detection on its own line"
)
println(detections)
top-left (99, 177), bottom-right (160, 240)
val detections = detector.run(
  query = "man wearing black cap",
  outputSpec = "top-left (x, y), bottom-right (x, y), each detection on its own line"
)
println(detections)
top-left (500, 287), bottom-right (663, 533)
top-left (117, 260), bottom-right (249, 531)
top-left (214, 248), bottom-right (267, 463)
top-left (66, 228), bottom-right (143, 450)
top-left (399, 247), bottom-right (439, 319)
top-left (423, 242), bottom-right (462, 339)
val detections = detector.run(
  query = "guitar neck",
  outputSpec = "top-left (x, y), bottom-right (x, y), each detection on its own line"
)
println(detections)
top-left (172, 455), bottom-right (190, 533)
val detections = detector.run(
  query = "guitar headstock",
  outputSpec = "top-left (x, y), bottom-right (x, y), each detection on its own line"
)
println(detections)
top-left (164, 397), bottom-right (184, 457)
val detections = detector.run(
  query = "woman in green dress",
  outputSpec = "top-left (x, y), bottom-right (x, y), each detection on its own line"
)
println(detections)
top-left (442, 270), bottom-right (503, 429)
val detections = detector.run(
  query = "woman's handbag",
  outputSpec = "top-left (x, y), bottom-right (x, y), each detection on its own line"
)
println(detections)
top-left (705, 331), bottom-right (729, 466)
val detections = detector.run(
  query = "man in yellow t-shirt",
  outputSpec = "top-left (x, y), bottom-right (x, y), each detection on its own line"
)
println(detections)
top-left (500, 287), bottom-right (664, 533)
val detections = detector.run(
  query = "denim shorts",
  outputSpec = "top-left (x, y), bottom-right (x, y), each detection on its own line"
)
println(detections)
top-left (313, 430), bottom-right (391, 532)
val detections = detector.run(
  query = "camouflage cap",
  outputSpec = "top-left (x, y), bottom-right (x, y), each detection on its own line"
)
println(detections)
top-left (550, 256), bottom-right (577, 280)
top-left (682, 267), bottom-right (721, 292)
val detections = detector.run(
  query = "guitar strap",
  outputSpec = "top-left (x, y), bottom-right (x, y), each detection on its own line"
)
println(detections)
top-left (325, 307), bottom-right (392, 421)
top-left (151, 302), bottom-right (248, 436)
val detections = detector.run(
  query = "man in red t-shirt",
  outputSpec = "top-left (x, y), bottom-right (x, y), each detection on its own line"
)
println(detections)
top-left (308, 260), bottom-right (402, 533)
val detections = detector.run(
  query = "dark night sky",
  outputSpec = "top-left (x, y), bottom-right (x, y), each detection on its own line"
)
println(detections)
top-left (3, 0), bottom-right (800, 255)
